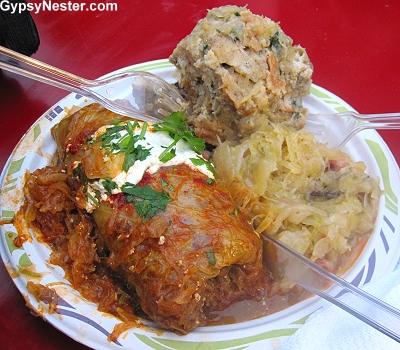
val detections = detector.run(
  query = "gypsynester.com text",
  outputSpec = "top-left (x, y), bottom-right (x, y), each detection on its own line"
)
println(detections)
top-left (0, 0), bottom-right (118, 14)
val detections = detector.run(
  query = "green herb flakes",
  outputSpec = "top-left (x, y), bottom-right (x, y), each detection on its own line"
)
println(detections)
top-left (190, 156), bottom-right (215, 176)
top-left (95, 121), bottom-right (152, 172)
top-left (121, 183), bottom-right (172, 221)
top-left (153, 111), bottom-right (205, 162)
top-left (86, 191), bottom-right (99, 206)
top-left (206, 248), bottom-right (216, 266)
top-left (102, 178), bottom-right (118, 194)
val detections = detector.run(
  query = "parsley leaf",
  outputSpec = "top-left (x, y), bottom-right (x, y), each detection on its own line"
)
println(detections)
top-left (123, 144), bottom-right (152, 171)
top-left (86, 191), bottom-right (99, 206)
top-left (158, 145), bottom-right (176, 163)
top-left (206, 248), bottom-right (216, 266)
top-left (190, 156), bottom-right (216, 176)
top-left (96, 121), bottom-right (152, 172)
top-left (121, 183), bottom-right (172, 221)
top-left (102, 178), bottom-right (118, 194)
top-left (152, 111), bottom-right (205, 161)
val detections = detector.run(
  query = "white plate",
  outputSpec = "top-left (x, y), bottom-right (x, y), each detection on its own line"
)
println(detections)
top-left (1, 59), bottom-right (400, 350)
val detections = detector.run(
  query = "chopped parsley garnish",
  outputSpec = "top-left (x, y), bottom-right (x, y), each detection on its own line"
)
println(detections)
top-left (121, 183), bottom-right (172, 221)
top-left (97, 121), bottom-right (152, 171)
top-left (123, 144), bottom-right (152, 171)
top-left (160, 178), bottom-right (175, 192)
top-left (206, 178), bottom-right (215, 185)
top-left (190, 156), bottom-right (215, 176)
top-left (72, 162), bottom-right (86, 183)
top-left (206, 248), bottom-right (216, 266)
top-left (85, 190), bottom-right (99, 206)
top-left (158, 144), bottom-right (176, 163)
top-left (102, 178), bottom-right (118, 194)
top-left (152, 111), bottom-right (205, 163)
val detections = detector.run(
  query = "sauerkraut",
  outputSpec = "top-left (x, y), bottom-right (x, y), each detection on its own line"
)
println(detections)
top-left (212, 123), bottom-right (381, 271)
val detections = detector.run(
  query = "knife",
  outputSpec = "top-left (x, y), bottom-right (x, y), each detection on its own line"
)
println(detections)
top-left (261, 233), bottom-right (400, 343)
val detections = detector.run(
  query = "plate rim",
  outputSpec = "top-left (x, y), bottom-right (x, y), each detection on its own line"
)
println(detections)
top-left (1, 58), bottom-right (400, 350)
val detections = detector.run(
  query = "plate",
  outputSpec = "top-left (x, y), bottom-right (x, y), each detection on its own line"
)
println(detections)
top-left (1, 59), bottom-right (400, 350)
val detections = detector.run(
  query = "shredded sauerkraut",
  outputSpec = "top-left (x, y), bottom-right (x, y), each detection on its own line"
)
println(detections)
top-left (212, 122), bottom-right (381, 268)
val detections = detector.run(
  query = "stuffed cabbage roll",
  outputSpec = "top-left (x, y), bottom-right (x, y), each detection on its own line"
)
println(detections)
top-left (23, 103), bottom-right (271, 334)
top-left (92, 163), bottom-right (269, 333)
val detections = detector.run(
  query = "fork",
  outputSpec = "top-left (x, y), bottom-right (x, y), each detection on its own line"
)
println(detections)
top-left (0, 45), bottom-right (185, 123)
top-left (305, 111), bottom-right (400, 149)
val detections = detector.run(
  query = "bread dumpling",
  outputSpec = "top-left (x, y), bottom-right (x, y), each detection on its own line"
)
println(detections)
top-left (169, 5), bottom-right (313, 145)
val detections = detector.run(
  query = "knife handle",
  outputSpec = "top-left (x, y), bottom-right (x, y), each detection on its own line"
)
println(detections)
top-left (262, 233), bottom-right (400, 343)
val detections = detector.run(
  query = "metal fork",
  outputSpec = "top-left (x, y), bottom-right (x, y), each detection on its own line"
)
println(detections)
top-left (0, 45), bottom-right (185, 123)
top-left (305, 111), bottom-right (400, 149)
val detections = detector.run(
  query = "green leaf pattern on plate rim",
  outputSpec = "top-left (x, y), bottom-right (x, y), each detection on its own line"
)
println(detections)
top-left (0, 59), bottom-right (399, 350)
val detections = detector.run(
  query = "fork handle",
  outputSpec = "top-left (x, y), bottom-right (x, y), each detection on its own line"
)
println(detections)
top-left (0, 45), bottom-right (95, 95)
top-left (341, 111), bottom-right (400, 125)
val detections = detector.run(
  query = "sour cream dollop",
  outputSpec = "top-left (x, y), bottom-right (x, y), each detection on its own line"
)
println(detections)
top-left (81, 120), bottom-right (214, 212)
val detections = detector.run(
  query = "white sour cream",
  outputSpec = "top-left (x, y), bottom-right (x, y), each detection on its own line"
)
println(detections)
top-left (82, 121), bottom-right (214, 212)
